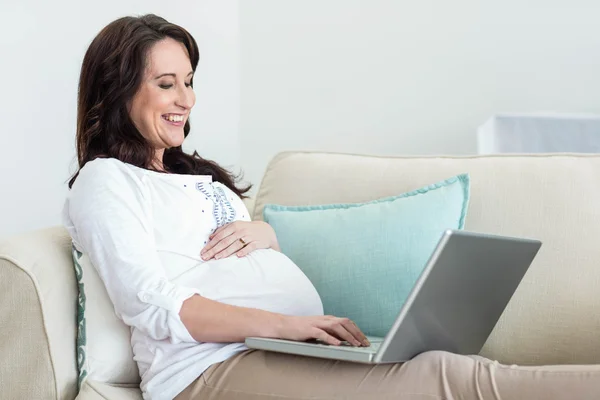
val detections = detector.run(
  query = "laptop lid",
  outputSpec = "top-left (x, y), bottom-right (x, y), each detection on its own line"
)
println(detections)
top-left (374, 230), bottom-right (541, 363)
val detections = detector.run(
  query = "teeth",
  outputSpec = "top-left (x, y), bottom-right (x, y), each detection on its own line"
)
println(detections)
top-left (165, 115), bottom-right (184, 122)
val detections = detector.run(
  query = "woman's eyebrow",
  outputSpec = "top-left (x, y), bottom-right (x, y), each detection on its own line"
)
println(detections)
top-left (154, 71), bottom-right (194, 79)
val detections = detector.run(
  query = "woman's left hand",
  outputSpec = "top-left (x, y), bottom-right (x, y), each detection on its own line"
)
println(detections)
top-left (200, 221), bottom-right (280, 261)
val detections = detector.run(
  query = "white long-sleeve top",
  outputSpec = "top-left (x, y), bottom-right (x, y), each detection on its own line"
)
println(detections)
top-left (62, 158), bottom-right (323, 400)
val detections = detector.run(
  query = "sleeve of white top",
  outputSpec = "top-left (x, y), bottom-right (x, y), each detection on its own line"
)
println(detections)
top-left (65, 159), bottom-right (199, 344)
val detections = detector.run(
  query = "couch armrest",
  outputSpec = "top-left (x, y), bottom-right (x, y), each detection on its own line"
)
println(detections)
top-left (0, 227), bottom-right (78, 400)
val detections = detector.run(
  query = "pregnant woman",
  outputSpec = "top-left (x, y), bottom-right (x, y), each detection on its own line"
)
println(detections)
top-left (63, 13), bottom-right (600, 400)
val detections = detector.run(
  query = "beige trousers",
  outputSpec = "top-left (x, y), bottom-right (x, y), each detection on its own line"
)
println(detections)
top-left (175, 350), bottom-right (600, 400)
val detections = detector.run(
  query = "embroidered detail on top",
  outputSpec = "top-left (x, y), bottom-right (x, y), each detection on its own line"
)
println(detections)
top-left (196, 182), bottom-right (236, 228)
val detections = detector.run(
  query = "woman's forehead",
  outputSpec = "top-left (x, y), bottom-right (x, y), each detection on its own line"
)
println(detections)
top-left (145, 38), bottom-right (192, 75)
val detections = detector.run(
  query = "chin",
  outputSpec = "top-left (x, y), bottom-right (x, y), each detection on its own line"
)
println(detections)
top-left (168, 141), bottom-right (185, 149)
top-left (167, 133), bottom-right (185, 148)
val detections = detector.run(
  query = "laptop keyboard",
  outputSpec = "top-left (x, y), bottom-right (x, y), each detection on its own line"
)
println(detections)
top-left (307, 339), bottom-right (382, 352)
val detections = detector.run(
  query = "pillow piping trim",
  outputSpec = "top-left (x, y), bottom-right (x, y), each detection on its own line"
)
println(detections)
top-left (263, 173), bottom-right (470, 214)
top-left (457, 174), bottom-right (470, 229)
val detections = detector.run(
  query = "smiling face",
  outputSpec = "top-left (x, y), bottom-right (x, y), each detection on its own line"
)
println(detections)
top-left (128, 37), bottom-right (196, 167)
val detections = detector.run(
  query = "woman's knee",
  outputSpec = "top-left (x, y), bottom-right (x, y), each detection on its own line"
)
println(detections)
top-left (402, 351), bottom-right (483, 397)
top-left (411, 350), bottom-right (460, 365)
top-left (408, 350), bottom-right (481, 378)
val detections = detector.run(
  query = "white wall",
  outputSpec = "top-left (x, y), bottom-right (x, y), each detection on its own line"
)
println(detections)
top-left (4, 1), bottom-right (600, 237)
top-left (0, 0), bottom-right (240, 238)
top-left (239, 0), bottom-right (600, 189)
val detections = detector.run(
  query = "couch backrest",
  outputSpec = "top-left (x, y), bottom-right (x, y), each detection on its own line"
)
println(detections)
top-left (252, 151), bottom-right (600, 365)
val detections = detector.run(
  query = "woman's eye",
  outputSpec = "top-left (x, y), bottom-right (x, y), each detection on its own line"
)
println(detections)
top-left (185, 82), bottom-right (193, 88)
top-left (159, 84), bottom-right (173, 89)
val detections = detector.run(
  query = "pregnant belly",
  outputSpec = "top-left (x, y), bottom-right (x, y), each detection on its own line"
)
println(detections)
top-left (174, 249), bottom-right (324, 317)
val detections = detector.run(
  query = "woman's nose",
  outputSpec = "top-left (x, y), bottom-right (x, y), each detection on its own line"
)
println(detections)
top-left (176, 85), bottom-right (194, 109)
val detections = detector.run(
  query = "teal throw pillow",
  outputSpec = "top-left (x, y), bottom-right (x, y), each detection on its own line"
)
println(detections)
top-left (263, 174), bottom-right (470, 337)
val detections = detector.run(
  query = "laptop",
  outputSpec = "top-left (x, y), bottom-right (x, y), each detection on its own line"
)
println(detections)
top-left (245, 229), bottom-right (541, 364)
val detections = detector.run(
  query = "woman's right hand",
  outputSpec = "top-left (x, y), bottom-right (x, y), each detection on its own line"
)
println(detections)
top-left (277, 315), bottom-right (371, 347)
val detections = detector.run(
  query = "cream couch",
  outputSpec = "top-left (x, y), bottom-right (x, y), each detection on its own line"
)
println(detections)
top-left (1, 151), bottom-right (600, 400)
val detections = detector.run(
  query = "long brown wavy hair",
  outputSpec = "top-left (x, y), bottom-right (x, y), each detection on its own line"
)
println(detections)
top-left (69, 14), bottom-right (250, 198)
